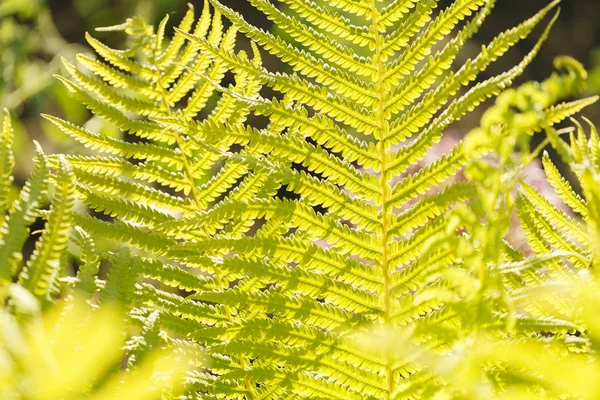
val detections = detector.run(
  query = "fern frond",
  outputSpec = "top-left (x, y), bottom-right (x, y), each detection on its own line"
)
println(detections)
top-left (166, 198), bottom-right (379, 258)
top-left (542, 152), bottom-right (587, 217)
top-left (517, 192), bottom-right (587, 267)
top-left (314, 0), bottom-right (371, 19)
top-left (0, 115), bottom-right (81, 306)
top-left (281, 0), bottom-right (373, 47)
top-left (84, 32), bottom-right (157, 79)
top-left (169, 235), bottom-right (382, 290)
top-left (215, 339), bottom-right (387, 397)
top-left (156, 3), bottom-right (198, 66)
top-left (217, 256), bottom-right (380, 313)
top-left (512, 118), bottom-right (600, 328)
top-left (73, 227), bottom-right (100, 295)
top-left (380, 0), bottom-right (436, 62)
top-left (0, 110), bottom-right (14, 218)
top-left (72, 170), bottom-right (194, 214)
top-left (383, 0), bottom-right (487, 89)
top-left (193, 286), bottom-right (369, 330)
top-left (385, 0), bottom-right (494, 117)
top-left (74, 213), bottom-right (173, 254)
top-left (61, 58), bottom-right (164, 118)
top-left (101, 247), bottom-right (140, 307)
top-left (76, 185), bottom-right (175, 228)
top-left (55, 155), bottom-right (192, 195)
top-left (43, 115), bottom-right (184, 167)
top-left (390, 217), bottom-right (451, 269)
top-left (388, 144), bottom-right (466, 209)
top-left (390, 242), bottom-right (457, 297)
top-left (378, 0), bottom-right (422, 31)
top-left (520, 183), bottom-right (588, 247)
top-left (75, 54), bottom-right (161, 99)
top-left (390, 183), bottom-right (475, 237)
top-left (250, 0), bottom-right (373, 77)
top-left (188, 122), bottom-right (381, 200)
top-left (43, 1), bottom-right (595, 398)
top-left (136, 283), bottom-right (230, 326)
top-left (0, 144), bottom-right (49, 284)
top-left (55, 77), bottom-right (169, 142)
top-left (386, 8), bottom-right (558, 150)
top-left (139, 257), bottom-right (215, 293)
top-left (20, 156), bottom-right (76, 299)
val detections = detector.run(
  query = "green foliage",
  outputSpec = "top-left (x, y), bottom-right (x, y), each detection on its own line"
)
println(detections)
top-left (0, 110), bottom-right (189, 399)
top-left (390, 62), bottom-right (599, 399)
top-left (0, 288), bottom-right (188, 400)
top-left (519, 117), bottom-right (600, 294)
top-left (33, 0), bottom-right (600, 399)
top-left (0, 110), bottom-right (55, 292)
top-left (419, 116), bottom-right (600, 400)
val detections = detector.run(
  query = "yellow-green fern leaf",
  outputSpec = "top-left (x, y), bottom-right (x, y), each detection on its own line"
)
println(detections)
top-left (0, 144), bottom-right (49, 284)
top-left (20, 156), bottom-right (76, 299)
top-left (43, 1), bottom-right (597, 398)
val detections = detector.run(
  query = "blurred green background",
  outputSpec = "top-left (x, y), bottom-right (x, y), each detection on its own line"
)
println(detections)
top-left (1, 0), bottom-right (599, 182)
